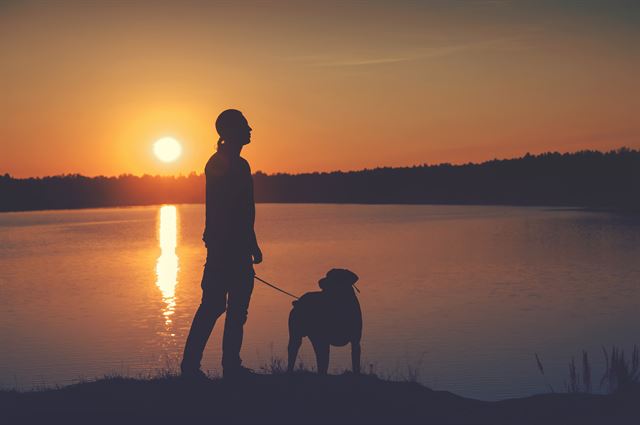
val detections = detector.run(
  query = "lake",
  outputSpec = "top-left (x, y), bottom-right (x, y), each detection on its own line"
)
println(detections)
top-left (1, 204), bottom-right (639, 400)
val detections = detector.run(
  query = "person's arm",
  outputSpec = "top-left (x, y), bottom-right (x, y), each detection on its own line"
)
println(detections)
top-left (203, 158), bottom-right (231, 261)
top-left (246, 162), bottom-right (262, 264)
top-left (249, 227), bottom-right (261, 264)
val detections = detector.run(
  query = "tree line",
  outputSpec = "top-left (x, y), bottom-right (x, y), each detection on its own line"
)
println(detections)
top-left (1, 148), bottom-right (639, 212)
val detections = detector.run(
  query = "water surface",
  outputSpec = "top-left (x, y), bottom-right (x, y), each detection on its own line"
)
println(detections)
top-left (1, 204), bottom-right (639, 400)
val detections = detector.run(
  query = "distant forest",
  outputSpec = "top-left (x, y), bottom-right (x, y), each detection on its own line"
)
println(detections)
top-left (1, 148), bottom-right (639, 212)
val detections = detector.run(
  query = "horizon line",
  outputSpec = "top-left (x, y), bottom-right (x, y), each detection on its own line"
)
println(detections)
top-left (2, 146), bottom-right (637, 180)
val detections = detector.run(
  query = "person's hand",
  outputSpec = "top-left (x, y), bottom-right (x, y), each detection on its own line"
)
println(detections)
top-left (252, 246), bottom-right (263, 264)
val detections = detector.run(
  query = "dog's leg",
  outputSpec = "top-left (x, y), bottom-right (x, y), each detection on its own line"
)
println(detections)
top-left (287, 311), bottom-right (302, 373)
top-left (351, 340), bottom-right (361, 374)
top-left (287, 335), bottom-right (302, 373)
top-left (311, 338), bottom-right (330, 375)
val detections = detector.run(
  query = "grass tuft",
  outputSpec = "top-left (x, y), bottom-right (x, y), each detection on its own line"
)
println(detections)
top-left (537, 345), bottom-right (640, 395)
top-left (600, 345), bottom-right (640, 394)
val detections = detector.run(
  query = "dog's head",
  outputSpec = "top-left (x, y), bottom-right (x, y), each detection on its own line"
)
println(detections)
top-left (318, 268), bottom-right (359, 292)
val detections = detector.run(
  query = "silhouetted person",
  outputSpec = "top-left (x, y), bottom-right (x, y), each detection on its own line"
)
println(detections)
top-left (287, 268), bottom-right (362, 375)
top-left (181, 109), bottom-right (262, 379)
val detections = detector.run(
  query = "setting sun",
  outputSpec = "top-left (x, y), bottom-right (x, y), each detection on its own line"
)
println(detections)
top-left (153, 137), bottom-right (182, 163)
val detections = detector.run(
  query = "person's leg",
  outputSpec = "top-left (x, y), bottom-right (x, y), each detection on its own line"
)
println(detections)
top-left (181, 261), bottom-right (227, 373)
top-left (221, 261), bottom-right (254, 371)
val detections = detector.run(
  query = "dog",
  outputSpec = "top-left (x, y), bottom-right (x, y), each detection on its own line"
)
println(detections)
top-left (287, 268), bottom-right (362, 375)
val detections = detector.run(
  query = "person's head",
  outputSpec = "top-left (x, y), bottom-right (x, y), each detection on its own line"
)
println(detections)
top-left (215, 109), bottom-right (252, 150)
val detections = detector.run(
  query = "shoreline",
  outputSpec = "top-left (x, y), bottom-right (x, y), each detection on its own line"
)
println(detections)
top-left (1, 373), bottom-right (637, 424)
top-left (1, 201), bottom-right (638, 215)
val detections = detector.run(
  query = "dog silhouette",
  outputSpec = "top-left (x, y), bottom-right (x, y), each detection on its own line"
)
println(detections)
top-left (287, 268), bottom-right (362, 374)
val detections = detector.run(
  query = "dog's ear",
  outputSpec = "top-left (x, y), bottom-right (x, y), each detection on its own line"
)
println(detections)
top-left (318, 277), bottom-right (331, 290)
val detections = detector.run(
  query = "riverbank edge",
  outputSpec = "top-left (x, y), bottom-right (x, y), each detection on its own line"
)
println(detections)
top-left (2, 201), bottom-right (639, 215)
top-left (1, 373), bottom-right (637, 424)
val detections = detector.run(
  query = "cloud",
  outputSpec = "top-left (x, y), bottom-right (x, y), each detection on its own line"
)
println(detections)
top-left (294, 36), bottom-right (534, 68)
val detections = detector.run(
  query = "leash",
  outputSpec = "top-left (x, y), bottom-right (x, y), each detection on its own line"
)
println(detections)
top-left (254, 275), bottom-right (299, 300)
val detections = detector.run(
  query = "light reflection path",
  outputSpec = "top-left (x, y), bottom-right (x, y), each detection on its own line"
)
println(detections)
top-left (155, 205), bottom-right (179, 328)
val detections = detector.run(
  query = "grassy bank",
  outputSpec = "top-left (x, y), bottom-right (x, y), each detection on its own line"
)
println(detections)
top-left (1, 372), bottom-right (638, 424)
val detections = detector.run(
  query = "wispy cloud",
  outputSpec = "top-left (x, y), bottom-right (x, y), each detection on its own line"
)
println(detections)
top-left (293, 36), bottom-right (536, 68)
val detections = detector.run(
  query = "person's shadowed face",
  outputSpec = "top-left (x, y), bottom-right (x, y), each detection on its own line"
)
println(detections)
top-left (216, 109), bottom-right (252, 147)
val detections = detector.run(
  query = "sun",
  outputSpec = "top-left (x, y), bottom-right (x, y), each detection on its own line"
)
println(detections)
top-left (153, 137), bottom-right (182, 163)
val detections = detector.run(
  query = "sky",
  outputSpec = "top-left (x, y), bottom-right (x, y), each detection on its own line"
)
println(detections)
top-left (1, 0), bottom-right (639, 177)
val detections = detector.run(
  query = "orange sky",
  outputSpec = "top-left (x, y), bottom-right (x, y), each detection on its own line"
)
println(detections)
top-left (1, 1), bottom-right (639, 178)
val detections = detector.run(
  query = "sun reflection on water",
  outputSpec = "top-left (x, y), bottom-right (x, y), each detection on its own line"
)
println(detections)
top-left (155, 205), bottom-right (179, 327)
